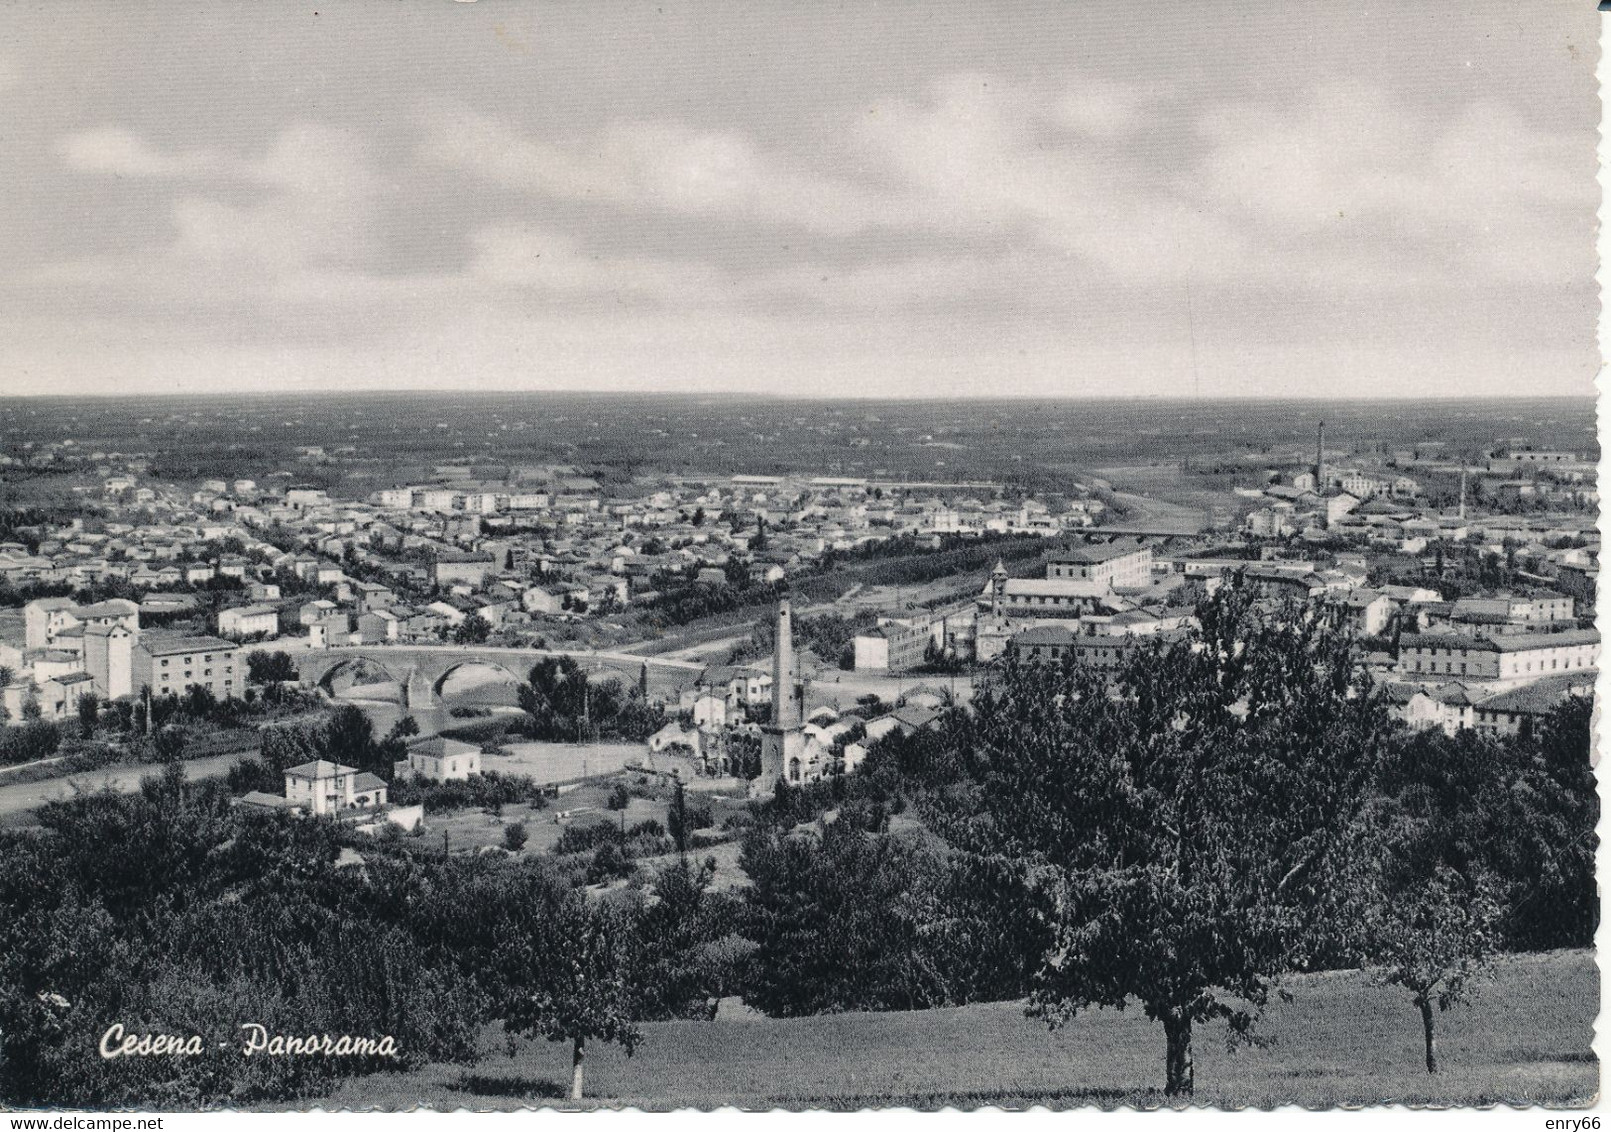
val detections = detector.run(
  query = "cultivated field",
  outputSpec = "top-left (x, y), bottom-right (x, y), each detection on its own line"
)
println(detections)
top-left (323, 949), bottom-right (1596, 1111)
top-left (486, 741), bottom-right (644, 785)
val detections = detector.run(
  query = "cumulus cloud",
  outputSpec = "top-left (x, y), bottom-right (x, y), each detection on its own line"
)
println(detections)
top-left (419, 103), bottom-right (900, 236)
top-left (59, 126), bottom-right (232, 178)
top-left (466, 225), bottom-right (726, 304)
top-left (17, 21), bottom-right (1595, 402)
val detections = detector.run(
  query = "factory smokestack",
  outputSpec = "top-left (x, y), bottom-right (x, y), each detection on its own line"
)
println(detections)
top-left (1316, 420), bottom-right (1326, 492)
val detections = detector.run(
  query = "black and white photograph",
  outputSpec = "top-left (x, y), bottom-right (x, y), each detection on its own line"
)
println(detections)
top-left (0, 0), bottom-right (1600, 1119)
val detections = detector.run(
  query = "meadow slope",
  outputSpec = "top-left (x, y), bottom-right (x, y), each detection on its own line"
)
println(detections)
top-left (324, 949), bottom-right (1597, 1111)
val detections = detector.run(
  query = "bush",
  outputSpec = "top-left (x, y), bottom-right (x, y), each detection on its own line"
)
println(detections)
top-left (555, 821), bottom-right (623, 857)
top-left (389, 771), bottom-right (551, 815)
top-left (587, 840), bottom-right (631, 883)
top-left (502, 822), bottom-right (529, 851)
top-left (0, 720), bottom-right (62, 767)
top-left (437, 716), bottom-right (524, 745)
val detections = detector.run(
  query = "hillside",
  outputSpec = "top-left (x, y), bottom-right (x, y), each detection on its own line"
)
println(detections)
top-left (324, 949), bottom-right (1596, 1111)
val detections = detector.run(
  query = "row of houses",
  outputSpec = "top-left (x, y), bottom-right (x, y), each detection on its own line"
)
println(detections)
top-left (5, 596), bottom-right (244, 719)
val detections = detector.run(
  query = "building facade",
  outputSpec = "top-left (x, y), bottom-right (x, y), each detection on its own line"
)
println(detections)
top-left (132, 633), bottom-right (242, 700)
top-left (1045, 542), bottom-right (1153, 588)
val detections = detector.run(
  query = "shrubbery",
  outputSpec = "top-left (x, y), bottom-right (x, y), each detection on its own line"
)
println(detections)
top-left (390, 770), bottom-right (551, 815)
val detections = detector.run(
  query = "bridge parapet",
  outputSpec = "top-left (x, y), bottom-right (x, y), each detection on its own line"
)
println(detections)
top-left (293, 645), bottom-right (699, 703)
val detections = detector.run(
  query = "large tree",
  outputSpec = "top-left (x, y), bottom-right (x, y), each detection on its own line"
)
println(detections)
top-left (953, 586), bottom-right (1389, 1096)
top-left (740, 816), bottom-right (955, 1016)
top-left (497, 883), bottom-right (640, 1100)
top-left (1362, 863), bottom-right (1502, 1074)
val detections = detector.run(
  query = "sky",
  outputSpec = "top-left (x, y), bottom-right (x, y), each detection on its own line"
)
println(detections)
top-left (0, 1), bottom-right (1599, 399)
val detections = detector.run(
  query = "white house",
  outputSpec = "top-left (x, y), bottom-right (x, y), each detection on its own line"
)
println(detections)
top-left (689, 691), bottom-right (727, 728)
top-left (647, 721), bottom-right (703, 759)
top-left (395, 737), bottom-right (481, 782)
top-left (308, 615), bottom-right (350, 649)
top-left (282, 760), bottom-right (390, 815)
top-left (218, 604), bottom-right (280, 639)
top-left (356, 608), bottom-right (400, 643)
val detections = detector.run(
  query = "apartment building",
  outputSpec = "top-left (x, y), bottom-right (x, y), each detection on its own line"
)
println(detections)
top-left (1396, 629), bottom-right (1598, 687)
top-left (132, 633), bottom-right (242, 700)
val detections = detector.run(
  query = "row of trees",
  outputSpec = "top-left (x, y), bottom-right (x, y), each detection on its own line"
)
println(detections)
top-left (516, 657), bottom-right (664, 744)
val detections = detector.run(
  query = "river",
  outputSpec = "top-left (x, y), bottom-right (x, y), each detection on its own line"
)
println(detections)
top-left (0, 692), bottom-right (627, 823)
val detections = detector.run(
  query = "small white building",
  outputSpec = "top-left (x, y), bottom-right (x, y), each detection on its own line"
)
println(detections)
top-left (238, 760), bottom-right (422, 832)
top-left (689, 691), bottom-right (727, 728)
top-left (308, 615), bottom-right (350, 649)
top-left (218, 604), bottom-right (280, 639)
top-left (395, 737), bottom-right (481, 782)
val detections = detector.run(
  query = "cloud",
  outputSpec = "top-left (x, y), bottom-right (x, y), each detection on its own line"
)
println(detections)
top-left (36, 122), bottom-right (387, 300)
top-left (466, 225), bottom-right (725, 304)
top-left (17, 67), bottom-right (1593, 400)
top-left (59, 126), bottom-right (232, 178)
top-left (419, 103), bottom-right (899, 237)
top-left (1055, 81), bottom-right (1164, 138)
top-left (1193, 83), bottom-right (1593, 286)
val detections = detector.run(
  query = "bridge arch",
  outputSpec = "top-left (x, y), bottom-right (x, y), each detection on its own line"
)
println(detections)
top-left (317, 656), bottom-right (404, 694)
top-left (432, 659), bottom-right (528, 699)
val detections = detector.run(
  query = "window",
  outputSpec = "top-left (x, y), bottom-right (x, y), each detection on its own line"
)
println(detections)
top-left (161, 658), bottom-right (169, 667)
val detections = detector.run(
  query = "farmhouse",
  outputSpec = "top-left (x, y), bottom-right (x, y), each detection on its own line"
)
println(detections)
top-left (395, 737), bottom-right (482, 782)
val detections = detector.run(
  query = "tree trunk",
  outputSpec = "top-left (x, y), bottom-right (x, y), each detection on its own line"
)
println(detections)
top-left (1163, 1010), bottom-right (1194, 1097)
top-left (570, 1034), bottom-right (586, 1100)
top-left (1418, 997), bottom-right (1438, 1074)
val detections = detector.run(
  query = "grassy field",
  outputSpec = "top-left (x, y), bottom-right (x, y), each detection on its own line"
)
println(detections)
top-left (323, 949), bottom-right (1596, 1111)
top-left (487, 740), bottom-right (643, 786)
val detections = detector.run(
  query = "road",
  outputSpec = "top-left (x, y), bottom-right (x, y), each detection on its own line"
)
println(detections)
top-left (282, 638), bottom-right (704, 671)
top-left (615, 582), bottom-right (870, 664)
top-left (1102, 492), bottom-right (1208, 535)
top-left (0, 751), bottom-right (245, 824)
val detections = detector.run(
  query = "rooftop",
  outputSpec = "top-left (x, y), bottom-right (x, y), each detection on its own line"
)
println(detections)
top-left (1048, 540), bottom-right (1148, 565)
top-left (284, 759), bottom-right (360, 779)
top-left (1476, 674), bottom-right (1595, 716)
top-left (138, 633), bottom-right (240, 657)
top-left (408, 737), bottom-right (480, 759)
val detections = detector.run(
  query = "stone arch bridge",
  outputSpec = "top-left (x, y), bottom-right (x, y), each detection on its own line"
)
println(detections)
top-left (293, 645), bottom-right (703, 710)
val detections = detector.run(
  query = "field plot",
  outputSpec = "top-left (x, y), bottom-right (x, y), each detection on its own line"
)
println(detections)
top-left (325, 949), bottom-right (1596, 1110)
top-left (487, 741), bottom-right (643, 785)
